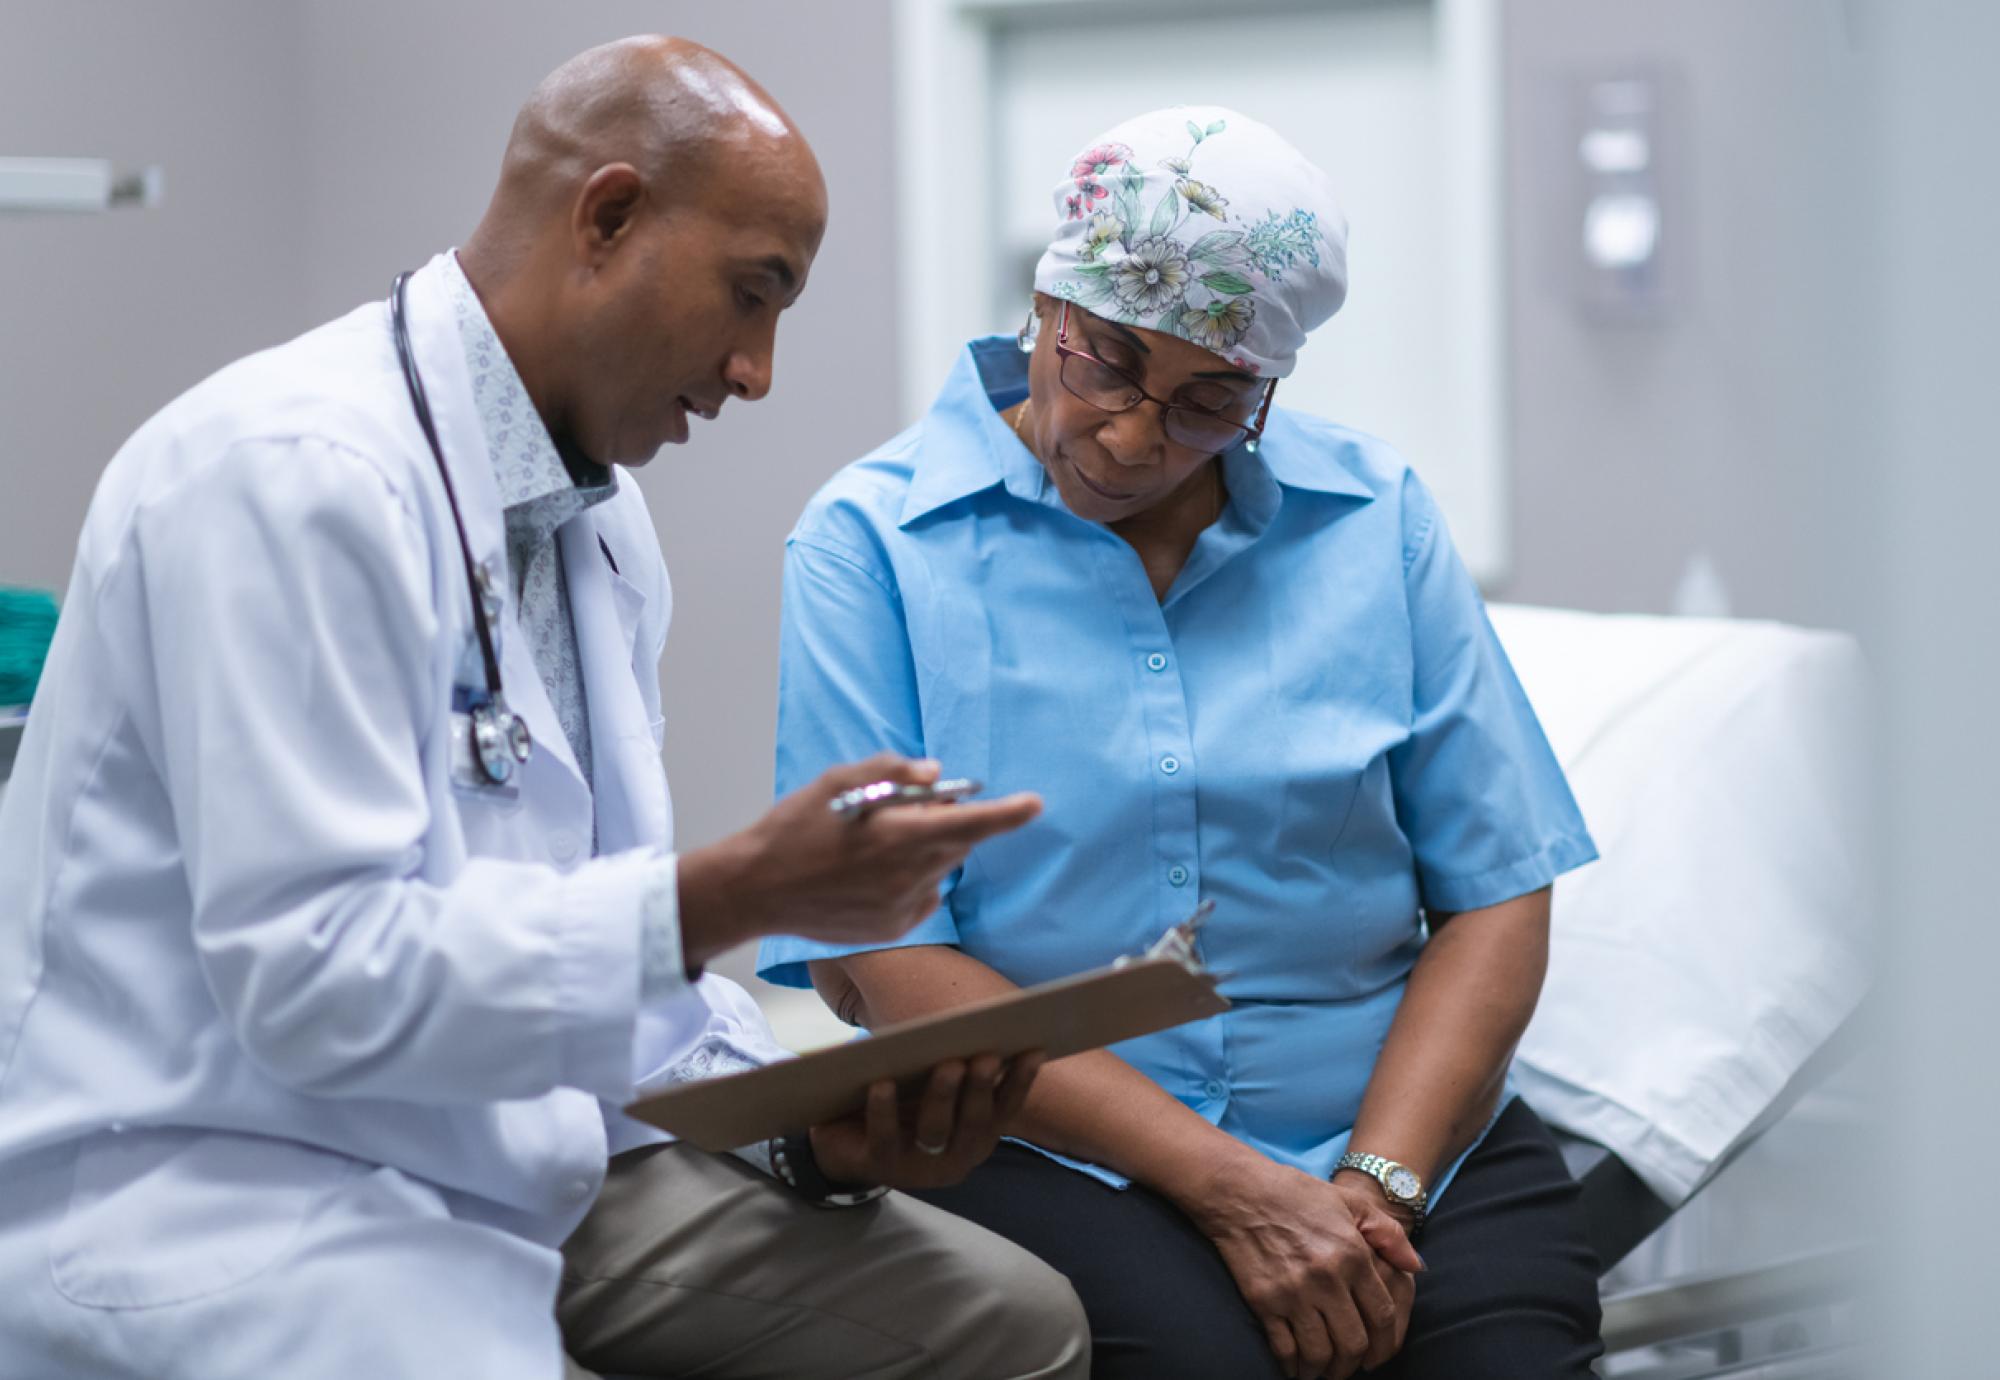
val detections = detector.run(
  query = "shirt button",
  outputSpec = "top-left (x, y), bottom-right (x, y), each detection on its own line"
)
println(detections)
top-left (550, 831), bottom-right (580, 864)
top-left (564, 1178), bottom-right (593, 1204)
top-left (1168, 865), bottom-right (1190, 887)
top-left (1146, 652), bottom-right (1169, 673)
top-left (1203, 1080), bottom-right (1228, 1101)
top-left (1159, 755), bottom-right (1181, 776)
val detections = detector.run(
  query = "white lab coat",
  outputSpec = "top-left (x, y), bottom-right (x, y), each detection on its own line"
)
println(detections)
top-left (0, 254), bottom-right (785, 1377)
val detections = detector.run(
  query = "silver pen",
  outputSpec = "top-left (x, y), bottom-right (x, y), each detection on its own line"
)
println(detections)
top-left (827, 776), bottom-right (984, 818)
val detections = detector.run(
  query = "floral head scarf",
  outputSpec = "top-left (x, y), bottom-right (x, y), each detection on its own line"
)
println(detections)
top-left (1032, 106), bottom-right (1348, 379)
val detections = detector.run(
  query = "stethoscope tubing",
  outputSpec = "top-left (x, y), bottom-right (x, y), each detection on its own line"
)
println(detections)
top-left (390, 271), bottom-right (529, 784)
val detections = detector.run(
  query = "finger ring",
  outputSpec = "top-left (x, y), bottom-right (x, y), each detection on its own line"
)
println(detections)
top-left (915, 1138), bottom-right (949, 1156)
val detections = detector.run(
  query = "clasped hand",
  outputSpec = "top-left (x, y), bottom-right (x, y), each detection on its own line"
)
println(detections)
top-left (1193, 1161), bottom-right (1423, 1380)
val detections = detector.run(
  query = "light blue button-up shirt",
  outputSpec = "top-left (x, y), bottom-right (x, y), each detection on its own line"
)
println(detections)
top-left (760, 338), bottom-right (1597, 1200)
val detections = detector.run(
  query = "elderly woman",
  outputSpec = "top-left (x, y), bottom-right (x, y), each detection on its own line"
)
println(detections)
top-left (760, 108), bottom-right (1602, 1380)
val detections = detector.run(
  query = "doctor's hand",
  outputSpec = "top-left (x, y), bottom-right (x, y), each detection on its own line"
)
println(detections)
top-left (808, 1051), bottom-right (1045, 1191)
top-left (678, 754), bottom-right (1042, 969)
top-left (1189, 1157), bottom-right (1421, 1379)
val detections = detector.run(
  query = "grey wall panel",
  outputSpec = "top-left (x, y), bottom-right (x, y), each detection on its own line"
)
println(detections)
top-left (0, 0), bottom-right (308, 591)
top-left (1500, 0), bottom-right (1869, 627)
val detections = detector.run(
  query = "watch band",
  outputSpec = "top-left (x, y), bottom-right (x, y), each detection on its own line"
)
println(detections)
top-left (1336, 1150), bottom-right (1430, 1218)
top-left (770, 1132), bottom-right (889, 1208)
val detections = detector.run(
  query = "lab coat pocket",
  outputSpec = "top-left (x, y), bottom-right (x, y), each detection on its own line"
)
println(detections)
top-left (51, 1128), bottom-right (366, 1310)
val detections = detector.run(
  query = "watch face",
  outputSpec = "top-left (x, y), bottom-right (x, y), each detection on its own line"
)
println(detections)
top-left (1384, 1166), bottom-right (1422, 1201)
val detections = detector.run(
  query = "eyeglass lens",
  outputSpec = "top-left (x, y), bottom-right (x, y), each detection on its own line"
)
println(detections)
top-left (1058, 353), bottom-right (1252, 451)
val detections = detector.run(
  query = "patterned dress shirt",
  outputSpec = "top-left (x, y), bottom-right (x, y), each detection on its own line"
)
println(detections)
top-left (440, 253), bottom-right (613, 786)
top-left (438, 255), bottom-right (789, 1183)
top-left (439, 253), bottom-right (691, 1005)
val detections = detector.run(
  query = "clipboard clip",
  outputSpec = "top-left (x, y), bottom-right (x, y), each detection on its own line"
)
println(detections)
top-left (1119, 899), bottom-right (1216, 976)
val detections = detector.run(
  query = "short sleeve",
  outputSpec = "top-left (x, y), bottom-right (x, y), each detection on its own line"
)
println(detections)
top-left (756, 533), bottom-right (963, 989)
top-left (1387, 476), bottom-right (1598, 912)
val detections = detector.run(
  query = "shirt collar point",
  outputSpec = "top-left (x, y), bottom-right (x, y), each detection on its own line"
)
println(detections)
top-left (1254, 413), bottom-right (1380, 504)
top-left (898, 339), bottom-right (1030, 527)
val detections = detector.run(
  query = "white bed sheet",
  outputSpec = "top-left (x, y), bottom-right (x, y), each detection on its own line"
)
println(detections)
top-left (1489, 604), bottom-right (1870, 1205)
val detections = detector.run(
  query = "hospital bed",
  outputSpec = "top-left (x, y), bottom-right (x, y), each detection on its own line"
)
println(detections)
top-left (1490, 605), bottom-right (1869, 1377)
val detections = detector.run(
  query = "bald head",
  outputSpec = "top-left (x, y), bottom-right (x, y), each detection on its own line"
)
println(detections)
top-left (490, 36), bottom-right (820, 227)
top-left (459, 36), bottom-right (829, 468)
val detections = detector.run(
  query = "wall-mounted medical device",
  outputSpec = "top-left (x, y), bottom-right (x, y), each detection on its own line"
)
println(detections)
top-left (0, 157), bottom-right (164, 213)
top-left (1571, 68), bottom-right (1678, 324)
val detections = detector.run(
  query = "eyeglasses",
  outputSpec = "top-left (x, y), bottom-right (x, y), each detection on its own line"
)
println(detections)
top-left (1052, 300), bottom-right (1276, 454)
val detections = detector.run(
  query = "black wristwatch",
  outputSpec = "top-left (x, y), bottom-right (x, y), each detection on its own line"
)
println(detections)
top-left (769, 1132), bottom-right (888, 1208)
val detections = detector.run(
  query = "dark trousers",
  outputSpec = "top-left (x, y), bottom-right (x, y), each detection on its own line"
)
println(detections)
top-left (911, 1097), bottom-right (1603, 1379)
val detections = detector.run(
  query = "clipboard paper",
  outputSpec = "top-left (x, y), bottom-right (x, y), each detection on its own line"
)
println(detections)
top-left (624, 955), bottom-right (1229, 1152)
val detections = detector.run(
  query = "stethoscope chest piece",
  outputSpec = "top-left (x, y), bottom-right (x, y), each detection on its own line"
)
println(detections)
top-left (470, 697), bottom-right (533, 786)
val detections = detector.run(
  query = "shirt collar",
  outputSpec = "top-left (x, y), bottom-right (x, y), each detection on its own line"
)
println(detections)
top-left (899, 336), bottom-right (1373, 528)
top-left (899, 338), bottom-right (1046, 527)
top-left (440, 250), bottom-right (612, 512)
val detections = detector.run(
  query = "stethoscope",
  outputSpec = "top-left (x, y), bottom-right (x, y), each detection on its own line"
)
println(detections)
top-left (390, 271), bottom-right (533, 788)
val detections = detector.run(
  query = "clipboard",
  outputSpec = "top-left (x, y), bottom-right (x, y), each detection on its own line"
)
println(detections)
top-left (624, 908), bottom-right (1229, 1153)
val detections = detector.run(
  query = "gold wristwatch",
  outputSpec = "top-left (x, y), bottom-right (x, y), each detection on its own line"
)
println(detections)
top-left (1335, 1151), bottom-right (1429, 1221)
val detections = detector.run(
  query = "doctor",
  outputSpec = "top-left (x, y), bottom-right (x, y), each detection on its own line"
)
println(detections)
top-left (0, 35), bottom-right (1086, 1380)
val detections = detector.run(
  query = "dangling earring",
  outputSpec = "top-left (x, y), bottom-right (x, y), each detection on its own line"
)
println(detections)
top-left (1017, 304), bottom-right (1041, 354)
top-left (1244, 436), bottom-right (1261, 454)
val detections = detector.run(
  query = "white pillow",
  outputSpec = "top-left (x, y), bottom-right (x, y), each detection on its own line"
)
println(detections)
top-left (1489, 604), bottom-right (1869, 1205)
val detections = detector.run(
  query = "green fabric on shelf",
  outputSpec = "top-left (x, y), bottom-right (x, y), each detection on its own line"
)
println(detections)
top-left (0, 587), bottom-right (60, 707)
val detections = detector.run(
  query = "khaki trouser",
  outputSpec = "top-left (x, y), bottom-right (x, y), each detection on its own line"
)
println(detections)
top-left (559, 1143), bottom-right (1090, 1379)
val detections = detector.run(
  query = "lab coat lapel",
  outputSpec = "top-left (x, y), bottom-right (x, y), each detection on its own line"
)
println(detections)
top-left (400, 255), bottom-right (588, 797)
top-left (561, 507), bottom-right (668, 853)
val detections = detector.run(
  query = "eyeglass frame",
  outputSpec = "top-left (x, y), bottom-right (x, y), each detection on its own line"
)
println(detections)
top-left (1051, 299), bottom-right (1277, 452)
